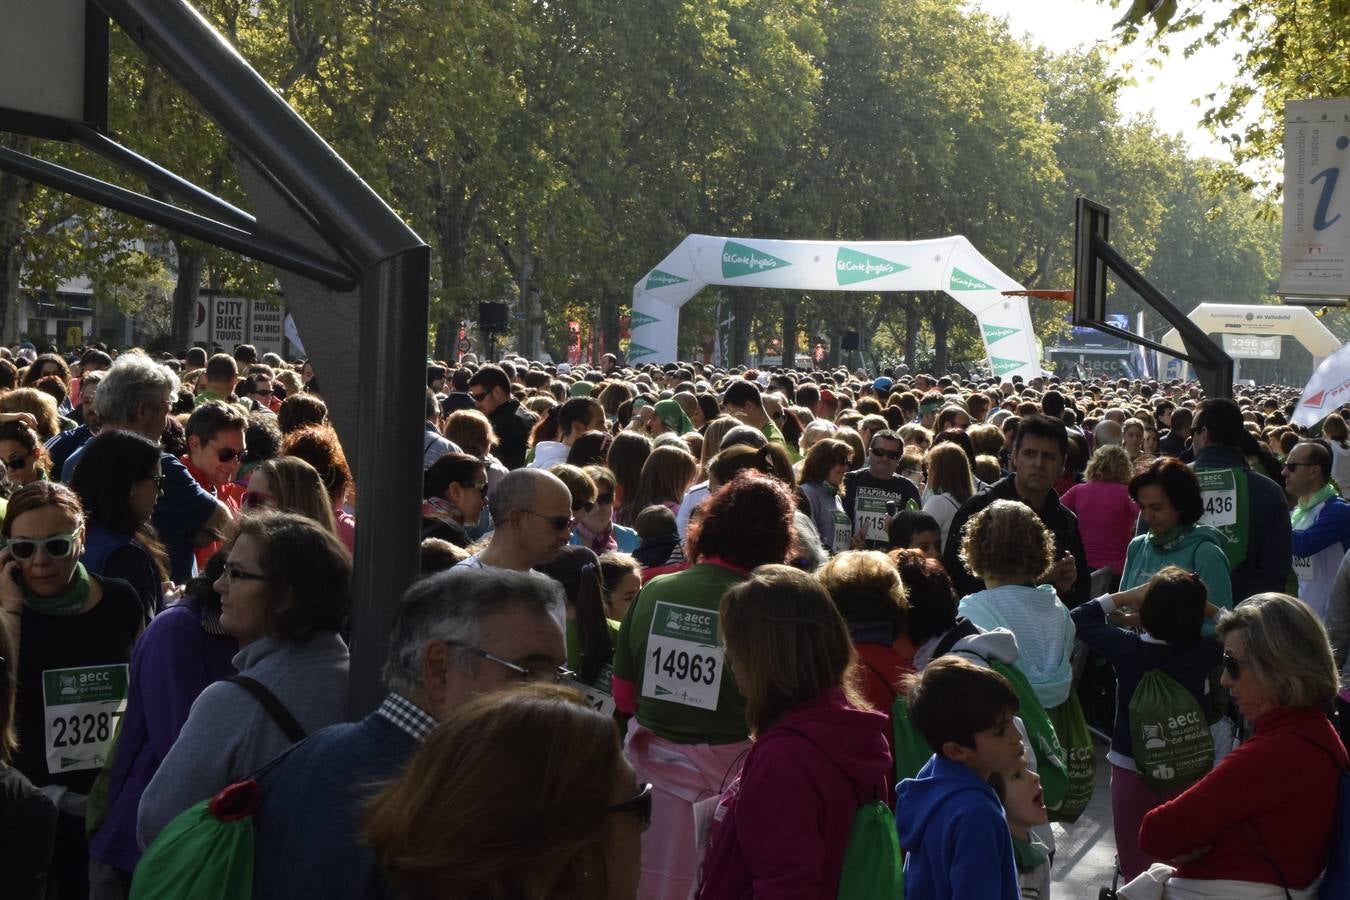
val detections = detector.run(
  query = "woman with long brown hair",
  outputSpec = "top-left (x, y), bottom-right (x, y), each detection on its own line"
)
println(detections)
top-left (698, 565), bottom-right (891, 899)
top-left (618, 445), bottom-right (698, 527)
top-left (365, 684), bottom-right (647, 900)
top-left (921, 441), bottom-right (976, 548)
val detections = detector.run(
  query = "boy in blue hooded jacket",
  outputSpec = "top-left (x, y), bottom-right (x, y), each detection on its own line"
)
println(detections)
top-left (896, 655), bottom-right (1026, 900)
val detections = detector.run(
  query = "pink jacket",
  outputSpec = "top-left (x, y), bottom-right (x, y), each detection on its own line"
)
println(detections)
top-left (697, 689), bottom-right (891, 900)
top-left (1060, 480), bottom-right (1137, 577)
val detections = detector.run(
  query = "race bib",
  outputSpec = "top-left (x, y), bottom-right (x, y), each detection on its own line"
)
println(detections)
top-left (42, 664), bottom-right (128, 776)
top-left (1293, 554), bottom-right (1315, 582)
top-left (831, 510), bottom-right (853, 552)
top-left (642, 601), bottom-right (725, 711)
top-left (1196, 469), bottom-right (1237, 527)
top-left (565, 665), bottom-right (617, 718)
top-left (853, 490), bottom-right (891, 542)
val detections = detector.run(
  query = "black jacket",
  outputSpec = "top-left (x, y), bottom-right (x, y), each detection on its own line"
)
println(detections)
top-left (941, 474), bottom-right (1092, 607)
top-left (489, 398), bottom-right (537, 470)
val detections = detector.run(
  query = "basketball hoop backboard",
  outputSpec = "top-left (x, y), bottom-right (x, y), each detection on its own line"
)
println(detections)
top-left (0, 0), bottom-right (108, 139)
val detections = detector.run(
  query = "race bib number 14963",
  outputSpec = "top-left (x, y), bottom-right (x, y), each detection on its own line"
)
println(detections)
top-left (642, 601), bottom-right (725, 711)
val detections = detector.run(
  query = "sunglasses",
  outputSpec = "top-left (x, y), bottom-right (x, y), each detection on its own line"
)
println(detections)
top-left (5, 533), bottom-right (79, 561)
top-left (242, 490), bottom-right (275, 509)
top-left (871, 448), bottom-right (902, 460)
top-left (469, 390), bottom-right (488, 404)
top-left (214, 447), bottom-right (245, 463)
top-left (147, 473), bottom-right (165, 493)
top-left (595, 492), bottom-right (614, 506)
top-left (573, 499), bottom-right (595, 514)
top-left (2, 452), bottom-right (29, 470)
top-left (607, 782), bottom-right (654, 827)
top-left (522, 509), bottom-right (573, 531)
top-left (458, 481), bottom-right (489, 494)
top-left (1221, 651), bottom-right (1247, 681)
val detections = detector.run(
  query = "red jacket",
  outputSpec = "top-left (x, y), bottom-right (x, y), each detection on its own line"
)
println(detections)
top-left (697, 689), bottom-right (891, 900)
top-left (1139, 705), bottom-right (1347, 888)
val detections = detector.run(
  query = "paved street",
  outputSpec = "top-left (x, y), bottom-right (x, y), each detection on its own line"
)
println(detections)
top-left (1053, 741), bottom-right (1120, 897)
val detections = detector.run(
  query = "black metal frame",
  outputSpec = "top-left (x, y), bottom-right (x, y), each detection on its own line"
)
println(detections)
top-left (1073, 197), bottom-right (1233, 398)
top-left (0, 0), bottom-right (430, 717)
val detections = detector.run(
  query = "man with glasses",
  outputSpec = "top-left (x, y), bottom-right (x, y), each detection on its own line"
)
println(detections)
top-left (466, 363), bottom-right (536, 469)
top-left (1190, 398), bottom-right (1291, 603)
top-left (1283, 440), bottom-right (1350, 620)
top-left (250, 568), bottom-right (566, 900)
top-left (842, 429), bottom-right (920, 549)
top-left (182, 400), bottom-right (249, 570)
top-left (453, 470), bottom-right (573, 627)
top-left (61, 354), bottom-right (233, 584)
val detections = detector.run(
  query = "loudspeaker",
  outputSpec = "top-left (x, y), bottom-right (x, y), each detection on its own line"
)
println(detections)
top-left (478, 301), bottom-right (509, 332)
top-left (841, 331), bottom-right (860, 351)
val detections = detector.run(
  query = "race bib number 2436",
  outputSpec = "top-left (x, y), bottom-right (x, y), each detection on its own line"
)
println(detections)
top-left (642, 601), bottom-right (725, 711)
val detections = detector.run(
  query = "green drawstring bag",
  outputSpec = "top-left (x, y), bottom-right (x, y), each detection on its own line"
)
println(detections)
top-left (1129, 669), bottom-right (1213, 794)
top-left (129, 779), bottom-right (260, 900)
top-left (985, 659), bottom-right (1069, 815)
top-left (1046, 691), bottom-right (1095, 823)
top-left (837, 800), bottom-right (906, 900)
top-left (891, 694), bottom-right (936, 784)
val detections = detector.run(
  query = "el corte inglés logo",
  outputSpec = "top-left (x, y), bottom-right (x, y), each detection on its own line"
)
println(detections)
top-left (981, 324), bottom-right (1020, 344)
top-left (991, 357), bottom-right (1024, 376)
top-left (949, 267), bottom-right (995, 291)
top-left (645, 270), bottom-right (688, 290)
top-left (835, 247), bottom-right (910, 285)
top-left (721, 241), bottom-right (791, 278)
top-left (629, 311), bottom-right (659, 330)
top-left (627, 342), bottom-right (657, 360)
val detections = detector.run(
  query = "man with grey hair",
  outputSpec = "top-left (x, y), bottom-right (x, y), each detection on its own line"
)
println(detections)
top-left (453, 467), bottom-right (574, 573)
top-left (250, 568), bottom-right (567, 900)
top-left (62, 353), bottom-right (233, 583)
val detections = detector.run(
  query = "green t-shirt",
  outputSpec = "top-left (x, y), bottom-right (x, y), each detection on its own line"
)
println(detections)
top-left (760, 420), bottom-right (800, 463)
top-left (565, 617), bottom-right (621, 679)
top-left (614, 563), bottom-right (748, 744)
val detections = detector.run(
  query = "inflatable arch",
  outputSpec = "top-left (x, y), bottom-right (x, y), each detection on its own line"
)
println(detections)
top-left (1160, 303), bottom-right (1342, 377)
top-left (629, 234), bottom-right (1040, 380)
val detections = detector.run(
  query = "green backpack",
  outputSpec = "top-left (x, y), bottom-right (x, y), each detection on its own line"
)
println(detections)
top-left (1046, 690), bottom-right (1096, 823)
top-left (1129, 668), bottom-right (1214, 794)
top-left (781, 728), bottom-right (905, 900)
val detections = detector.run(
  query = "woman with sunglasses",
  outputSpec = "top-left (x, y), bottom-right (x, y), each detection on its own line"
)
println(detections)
top-left (569, 465), bottom-right (638, 554)
top-left (365, 683), bottom-right (648, 900)
top-left (613, 472), bottom-right (796, 900)
top-left (797, 438), bottom-right (854, 556)
top-left (0, 421), bottom-right (50, 488)
top-left (421, 453), bottom-right (487, 548)
top-left (0, 482), bottom-right (144, 900)
top-left (241, 457), bottom-right (339, 538)
top-left (1132, 594), bottom-right (1345, 897)
top-left (698, 566), bottom-right (891, 900)
top-left (70, 430), bottom-right (171, 619)
top-left (138, 512), bottom-right (351, 848)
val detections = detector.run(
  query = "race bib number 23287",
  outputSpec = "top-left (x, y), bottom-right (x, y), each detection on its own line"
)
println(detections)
top-left (641, 601), bottom-right (725, 711)
top-left (42, 664), bottom-right (128, 776)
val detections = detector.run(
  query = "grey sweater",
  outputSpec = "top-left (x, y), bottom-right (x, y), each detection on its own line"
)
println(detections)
top-left (137, 633), bottom-right (349, 848)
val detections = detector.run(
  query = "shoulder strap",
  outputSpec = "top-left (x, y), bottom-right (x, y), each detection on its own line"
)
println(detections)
top-left (227, 674), bottom-right (307, 743)
top-left (774, 727), bottom-right (871, 806)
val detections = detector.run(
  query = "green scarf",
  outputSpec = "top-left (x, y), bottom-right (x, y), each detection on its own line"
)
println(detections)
top-left (23, 563), bottom-right (92, 616)
top-left (1149, 523), bottom-right (1190, 550)
top-left (1293, 483), bottom-right (1338, 531)
top-left (1011, 832), bottom-right (1048, 874)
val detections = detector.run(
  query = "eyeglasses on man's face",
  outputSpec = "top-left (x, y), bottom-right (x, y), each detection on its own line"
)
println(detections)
top-left (442, 640), bottom-right (573, 683)
top-left (521, 509), bottom-right (574, 531)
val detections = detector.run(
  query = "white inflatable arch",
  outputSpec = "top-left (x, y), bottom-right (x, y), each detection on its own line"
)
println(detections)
top-left (629, 234), bottom-right (1040, 379)
top-left (1160, 303), bottom-right (1342, 376)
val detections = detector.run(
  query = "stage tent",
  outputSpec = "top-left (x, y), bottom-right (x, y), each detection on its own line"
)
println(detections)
top-left (628, 234), bottom-right (1041, 380)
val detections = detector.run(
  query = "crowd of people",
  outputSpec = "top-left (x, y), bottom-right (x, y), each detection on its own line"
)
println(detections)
top-left (1, 342), bottom-right (1347, 899)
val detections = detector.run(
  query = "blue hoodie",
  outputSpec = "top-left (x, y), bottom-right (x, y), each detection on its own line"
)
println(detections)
top-left (896, 754), bottom-right (1020, 900)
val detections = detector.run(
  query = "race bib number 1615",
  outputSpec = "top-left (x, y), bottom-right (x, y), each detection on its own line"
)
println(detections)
top-left (641, 601), bottom-right (725, 711)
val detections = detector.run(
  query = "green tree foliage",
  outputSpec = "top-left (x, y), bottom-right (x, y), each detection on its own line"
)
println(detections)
top-left (5, 0), bottom-right (1287, 370)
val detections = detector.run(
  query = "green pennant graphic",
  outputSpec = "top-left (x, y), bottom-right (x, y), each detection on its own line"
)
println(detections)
top-left (721, 241), bottom-right (791, 279)
top-left (630, 311), bottom-right (659, 330)
top-left (645, 270), bottom-right (688, 290)
top-left (949, 267), bottom-right (996, 291)
top-left (990, 357), bottom-right (1025, 376)
top-left (835, 247), bottom-right (911, 286)
top-left (628, 342), bottom-right (657, 360)
top-left (981, 324), bottom-right (1020, 344)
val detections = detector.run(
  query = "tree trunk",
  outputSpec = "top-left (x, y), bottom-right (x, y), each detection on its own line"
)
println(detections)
top-left (0, 136), bottom-right (35, 344)
top-left (903, 298), bottom-right (919, 371)
top-left (930, 295), bottom-right (950, 374)
top-left (782, 297), bottom-right (798, 369)
top-left (171, 237), bottom-right (203, 351)
top-left (732, 294), bottom-right (752, 367)
top-left (599, 291), bottom-right (619, 364)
